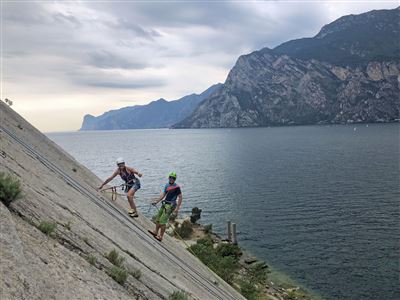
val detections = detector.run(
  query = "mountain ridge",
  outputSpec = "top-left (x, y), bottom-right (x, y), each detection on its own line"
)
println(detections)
top-left (80, 84), bottom-right (222, 130)
top-left (174, 7), bottom-right (400, 128)
top-left (274, 6), bottom-right (400, 66)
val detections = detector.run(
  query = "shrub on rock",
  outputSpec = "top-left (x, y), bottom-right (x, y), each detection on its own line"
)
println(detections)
top-left (0, 172), bottom-right (21, 206)
top-left (175, 219), bottom-right (193, 239)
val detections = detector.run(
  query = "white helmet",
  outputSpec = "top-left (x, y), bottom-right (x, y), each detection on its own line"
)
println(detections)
top-left (116, 157), bottom-right (125, 165)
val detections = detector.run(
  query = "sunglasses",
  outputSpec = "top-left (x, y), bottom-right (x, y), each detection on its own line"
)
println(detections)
top-left (169, 176), bottom-right (176, 180)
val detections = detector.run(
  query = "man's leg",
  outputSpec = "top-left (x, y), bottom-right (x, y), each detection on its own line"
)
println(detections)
top-left (150, 205), bottom-right (164, 236)
top-left (157, 205), bottom-right (172, 240)
top-left (149, 222), bottom-right (160, 236)
top-left (127, 189), bottom-right (137, 211)
top-left (158, 225), bottom-right (166, 240)
top-left (155, 223), bottom-right (161, 234)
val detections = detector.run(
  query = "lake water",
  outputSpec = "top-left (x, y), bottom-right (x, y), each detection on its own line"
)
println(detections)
top-left (48, 124), bottom-right (399, 300)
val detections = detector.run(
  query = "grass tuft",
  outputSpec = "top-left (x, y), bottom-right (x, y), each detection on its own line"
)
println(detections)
top-left (107, 266), bottom-right (128, 285)
top-left (105, 249), bottom-right (142, 284)
top-left (87, 254), bottom-right (97, 265)
top-left (65, 220), bottom-right (72, 230)
top-left (0, 172), bottom-right (22, 206)
top-left (106, 249), bottom-right (125, 267)
top-left (37, 221), bottom-right (57, 235)
top-left (129, 268), bottom-right (142, 279)
top-left (168, 290), bottom-right (189, 300)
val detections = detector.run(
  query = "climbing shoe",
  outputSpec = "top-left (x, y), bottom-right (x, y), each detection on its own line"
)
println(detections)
top-left (128, 209), bottom-right (138, 218)
top-left (148, 229), bottom-right (157, 237)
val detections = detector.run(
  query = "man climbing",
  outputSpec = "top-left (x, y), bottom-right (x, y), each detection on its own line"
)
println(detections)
top-left (98, 158), bottom-right (142, 217)
top-left (148, 172), bottom-right (182, 241)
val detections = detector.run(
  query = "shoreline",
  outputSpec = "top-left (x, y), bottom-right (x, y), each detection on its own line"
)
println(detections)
top-left (169, 217), bottom-right (319, 300)
top-left (43, 120), bottom-right (400, 134)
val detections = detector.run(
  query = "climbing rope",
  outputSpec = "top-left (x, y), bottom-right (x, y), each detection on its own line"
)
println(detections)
top-left (100, 182), bottom-right (137, 200)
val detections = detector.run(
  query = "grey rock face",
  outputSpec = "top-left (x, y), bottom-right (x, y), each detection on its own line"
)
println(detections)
top-left (80, 84), bottom-right (222, 130)
top-left (175, 8), bottom-right (400, 128)
top-left (0, 101), bottom-right (244, 300)
top-left (177, 51), bottom-right (399, 128)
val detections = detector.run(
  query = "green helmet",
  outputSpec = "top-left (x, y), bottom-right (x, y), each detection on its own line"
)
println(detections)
top-left (168, 172), bottom-right (177, 179)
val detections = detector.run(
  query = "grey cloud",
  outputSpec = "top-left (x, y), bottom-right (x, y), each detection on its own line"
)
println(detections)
top-left (86, 1), bottom-right (330, 63)
top-left (65, 65), bottom-right (166, 89)
top-left (85, 50), bottom-right (149, 70)
top-left (116, 19), bottom-right (162, 39)
top-left (4, 2), bottom-right (81, 28)
top-left (52, 12), bottom-right (82, 28)
top-left (89, 1), bottom-right (258, 30)
top-left (87, 80), bottom-right (166, 89)
top-left (4, 0), bottom-right (398, 98)
top-left (4, 2), bottom-right (46, 24)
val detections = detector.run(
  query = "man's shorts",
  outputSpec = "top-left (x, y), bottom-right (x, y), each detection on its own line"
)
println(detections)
top-left (155, 203), bottom-right (175, 225)
top-left (125, 179), bottom-right (141, 192)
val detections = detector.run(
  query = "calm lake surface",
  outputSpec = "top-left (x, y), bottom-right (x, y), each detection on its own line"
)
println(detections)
top-left (48, 124), bottom-right (399, 300)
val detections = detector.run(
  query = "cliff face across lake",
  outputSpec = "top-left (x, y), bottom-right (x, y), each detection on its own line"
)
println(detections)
top-left (0, 100), bottom-right (244, 300)
top-left (175, 7), bottom-right (400, 128)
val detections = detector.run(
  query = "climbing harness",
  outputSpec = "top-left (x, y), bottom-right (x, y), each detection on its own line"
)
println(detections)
top-left (100, 182), bottom-right (136, 201)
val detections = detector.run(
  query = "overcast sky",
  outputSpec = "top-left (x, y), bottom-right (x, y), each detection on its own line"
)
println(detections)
top-left (1, 0), bottom-right (398, 132)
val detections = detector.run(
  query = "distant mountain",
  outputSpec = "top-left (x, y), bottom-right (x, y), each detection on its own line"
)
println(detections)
top-left (174, 7), bottom-right (400, 128)
top-left (80, 84), bottom-right (222, 130)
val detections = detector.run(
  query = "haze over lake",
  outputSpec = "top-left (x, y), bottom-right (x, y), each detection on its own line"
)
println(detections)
top-left (48, 124), bottom-right (399, 300)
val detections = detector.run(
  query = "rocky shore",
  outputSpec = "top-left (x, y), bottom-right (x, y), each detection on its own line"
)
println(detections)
top-left (167, 216), bottom-right (316, 300)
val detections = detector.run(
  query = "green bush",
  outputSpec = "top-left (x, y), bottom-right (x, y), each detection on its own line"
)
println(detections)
top-left (37, 221), bottom-right (57, 235)
top-left (287, 290), bottom-right (297, 300)
top-left (107, 266), bottom-right (128, 285)
top-left (0, 173), bottom-right (21, 206)
top-left (175, 219), bottom-right (193, 239)
top-left (239, 262), bottom-right (269, 299)
top-left (215, 243), bottom-right (242, 259)
top-left (246, 262), bottom-right (269, 284)
top-left (196, 235), bottom-right (214, 247)
top-left (189, 237), bottom-right (240, 284)
top-left (168, 290), bottom-right (188, 300)
top-left (189, 242), bottom-right (215, 266)
top-left (203, 224), bottom-right (212, 234)
top-left (239, 279), bottom-right (259, 300)
top-left (209, 255), bottom-right (239, 284)
top-left (287, 288), bottom-right (308, 300)
top-left (106, 249), bottom-right (125, 267)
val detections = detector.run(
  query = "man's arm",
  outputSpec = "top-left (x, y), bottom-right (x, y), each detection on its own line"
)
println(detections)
top-left (98, 170), bottom-right (118, 190)
top-left (152, 191), bottom-right (166, 205)
top-left (174, 193), bottom-right (183, 214)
